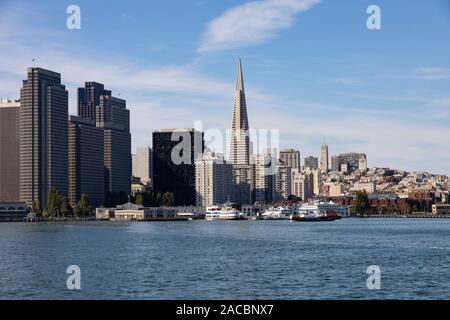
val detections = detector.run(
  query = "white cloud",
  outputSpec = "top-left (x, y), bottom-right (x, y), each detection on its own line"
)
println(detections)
top-left (198, 0), bottom-right (320, 53)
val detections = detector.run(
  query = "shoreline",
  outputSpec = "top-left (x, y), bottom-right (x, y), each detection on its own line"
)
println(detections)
top-left (2, 215), bottom-right (450, 223)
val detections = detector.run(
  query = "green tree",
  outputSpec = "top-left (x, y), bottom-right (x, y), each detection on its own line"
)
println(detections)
top-left (155, 192), bottom-right (162, 206)
top-left (31, 201), bottom-right (42, 216)
top-left (287, 195), bottom-right (302, 202)
top-left (46, 188), bottom-right (58, 218)
top-left (79, 193), bottom-right (90, 217)
top-left (61, 197), bottom-right (72, 218)
top-left (135, 193), bottom-right (144, 206)
top-left (73, 204), bottom-right (81, 218)
top-left (162, 192), bottom-right (174, 207)
top-left (354, 191), bottom-right (371, 214)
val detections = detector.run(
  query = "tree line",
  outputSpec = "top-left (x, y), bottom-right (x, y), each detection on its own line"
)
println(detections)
top-left (133, 190), bottom-right (174, 207)
top-left (31, 188), bottom-right (93, 219)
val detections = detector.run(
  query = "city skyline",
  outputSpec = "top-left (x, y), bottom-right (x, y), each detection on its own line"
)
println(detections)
top-left (1, 1), bottom-right (450, 175)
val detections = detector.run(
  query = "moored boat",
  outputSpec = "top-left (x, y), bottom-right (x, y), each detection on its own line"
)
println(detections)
top-left (205, 202), bottom-right (243, 221)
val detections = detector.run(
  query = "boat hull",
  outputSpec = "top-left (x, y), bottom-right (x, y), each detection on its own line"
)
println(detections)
top-left (291, 216), bottom-right (341, 222)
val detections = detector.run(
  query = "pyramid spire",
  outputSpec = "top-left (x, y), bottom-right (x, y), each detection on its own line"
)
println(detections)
top-left (230, 58), bottom-right (250, 166)
top-left (236, 58), bottom-right (244, 92)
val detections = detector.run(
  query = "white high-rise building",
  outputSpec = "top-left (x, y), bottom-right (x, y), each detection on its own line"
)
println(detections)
top-left (275, 165), bottom-right (292, 201)
top-left (195, 152), bottom-right (233, 207)
top-left (132, 146), bottom-right (152, 186)
top-left (320, 142), bottom-right (329, 172)
top-left (250, 152), bottom-right (276, 203)
top-left (292, 169), bottom-right (313, 201)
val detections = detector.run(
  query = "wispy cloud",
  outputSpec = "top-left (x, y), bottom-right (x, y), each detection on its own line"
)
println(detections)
top-left (413, 68), bottom-right (450, 80)
top-left (378, 67), bottom-right (450, 81)
top-left (198, 0), bottom-right (320, 53)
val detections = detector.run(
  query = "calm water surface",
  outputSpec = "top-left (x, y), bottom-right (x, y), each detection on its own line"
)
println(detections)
top-left (0, 219), bottom-right (449, 299)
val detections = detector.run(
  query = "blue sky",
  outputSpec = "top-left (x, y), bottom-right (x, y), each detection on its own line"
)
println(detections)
top-left (1, 0), bottom-right (450, 175)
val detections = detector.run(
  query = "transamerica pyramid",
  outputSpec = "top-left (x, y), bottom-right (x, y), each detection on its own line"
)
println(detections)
top-left (229, 58), bottom-right (250, 165)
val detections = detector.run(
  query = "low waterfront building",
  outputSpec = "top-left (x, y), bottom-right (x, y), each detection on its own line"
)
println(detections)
top-left (97, 203), bottom-right (205, 221)
top-left (317, 201), bottom-right (350, 217)
top-left (241, 204), bottom-right (270, 216)
top-left (432, 203), bottom-right (450, 215)
top-left (0, 202), bottom-right (27, 222)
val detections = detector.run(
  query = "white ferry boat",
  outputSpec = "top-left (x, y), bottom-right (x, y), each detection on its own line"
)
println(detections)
top-left (291, 203), bottom-right (341, 222)
top-left (260, 207), bottom-right (291, 220)
top-left (205, 203), bottom-right (242, 221)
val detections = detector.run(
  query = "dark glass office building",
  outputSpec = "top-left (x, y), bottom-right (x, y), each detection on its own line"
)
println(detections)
top-left (78, 82), bottom-right (111, 121)
top-left (96, 95), bottom-right (131, 196)
top-left (20, 67), bottom-right (68, 207)
top-left (68, 116), bottom-right (105, 207)
top-left (152, 129), bottom-right (204, 206)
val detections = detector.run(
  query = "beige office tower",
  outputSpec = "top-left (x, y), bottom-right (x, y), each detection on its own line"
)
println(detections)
top-left (359, 154), bottom-right (368, 171)
top-left (304, 167), bottom-right (321, 196)
top-left (0, 100), bottom-right (20, 202)
top-left (320, 143), bottom-right (329, 172)
top-left (229, 58), bottom-right (251, 205)
top-left (279, 149), bottom-right (300, 170)
top-left (292, 169), bottom-right (313, 201)
top-left (132, 146), bottom-right (152, 186)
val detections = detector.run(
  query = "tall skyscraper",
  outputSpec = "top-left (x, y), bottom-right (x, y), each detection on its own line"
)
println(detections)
top-left (153, 128), bottom-right (204, 206)
top-left (132, 146), bottom-right (153, 186)
top-left (229, 58), bottom-right (250, 165)
top-left (0, 100), bottom-right (20, 202)
top-left (20, 67), bottom-right (68, 207)
top-left (96, 96), bottom-right (131, 195)
top-left (320, 142), bottom-right (329, 172)
top-left (229, 58), bottom-right (251, 205)
top-left (279, 149), bottom-right (300, 170)
top-left (331, 155), bottom-right (341, 172)
top-left (68, 116), bottom-right (105, 207)
top-left (78, 82), bottom-right (111, 121)
top-left (304, 156), bottom-right (319, 170)
top-left (195, 152), bottom-right (233, 207)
